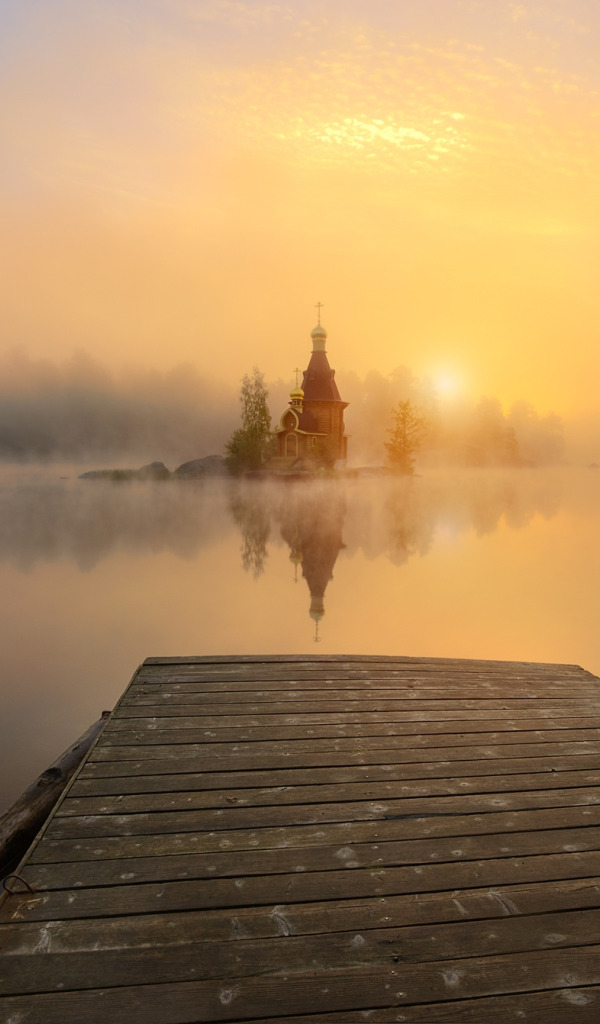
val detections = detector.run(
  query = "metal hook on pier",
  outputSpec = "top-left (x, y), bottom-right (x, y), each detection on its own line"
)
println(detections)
top-left (2, 874), bottom-right (36, 895)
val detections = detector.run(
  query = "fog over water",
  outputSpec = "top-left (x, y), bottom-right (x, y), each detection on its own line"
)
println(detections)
top-left (1, 465), bottom-right (599, 811)
top-left (2, 348), bottom-right (595, 466)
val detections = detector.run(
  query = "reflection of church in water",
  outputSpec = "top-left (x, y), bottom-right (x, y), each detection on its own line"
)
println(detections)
top-left (278, 486), bottom-right (346, 642)
top-left (273, 313), bottom-right (348, 639)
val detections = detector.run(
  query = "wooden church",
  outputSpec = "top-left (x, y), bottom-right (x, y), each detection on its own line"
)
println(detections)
top-left (274, 316), bottom-right (349, 467)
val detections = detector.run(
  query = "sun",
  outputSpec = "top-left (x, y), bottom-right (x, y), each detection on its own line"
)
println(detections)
top-left (433, 371), bottom-right (462, 398)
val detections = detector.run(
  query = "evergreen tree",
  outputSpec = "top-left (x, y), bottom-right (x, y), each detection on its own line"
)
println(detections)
top-left (385, 400), bottom-right (428, 474)
top-left (226, 367), bottom-right (273, 472)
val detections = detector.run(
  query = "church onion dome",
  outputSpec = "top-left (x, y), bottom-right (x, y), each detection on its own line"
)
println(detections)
top-left (290, 385), bottom-right (304, 400)
top-left (311, 323), bottom-right (327, 352)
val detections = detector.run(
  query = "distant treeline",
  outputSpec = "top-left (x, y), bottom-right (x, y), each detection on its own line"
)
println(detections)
top-left (338, 367), bottom-right (565, 468)
top-left (0, 349), bottom-right (564, 467)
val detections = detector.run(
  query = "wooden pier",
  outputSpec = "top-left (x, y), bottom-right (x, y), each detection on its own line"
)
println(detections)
top-left (1, 654), bottom-right (600, 1022)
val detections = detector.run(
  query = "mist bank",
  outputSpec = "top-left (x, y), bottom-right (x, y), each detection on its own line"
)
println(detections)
top-left (0, 350), bottom-right (237, 464)
top-left (0, 348), bottom-right (593, 467)
top-left (0, 468), bottom-right (568, 574)
top-left (337, 369), bottom-right (568, 469)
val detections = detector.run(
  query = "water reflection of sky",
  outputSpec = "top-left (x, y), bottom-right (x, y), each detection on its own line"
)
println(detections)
top-left (0, 467), bottom-right (599, 810)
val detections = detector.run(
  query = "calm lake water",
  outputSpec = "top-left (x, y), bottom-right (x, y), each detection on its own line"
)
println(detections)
top-left (1, 465), bottom-right (599, 811)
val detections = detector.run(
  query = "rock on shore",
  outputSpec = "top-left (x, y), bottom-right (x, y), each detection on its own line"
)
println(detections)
top-left (79, 456), bottom-right (227, 481)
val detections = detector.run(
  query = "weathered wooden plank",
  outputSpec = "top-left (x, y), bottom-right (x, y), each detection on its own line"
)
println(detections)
top-left (99, 727), bottom-right (600, 754)
top-left (126, 676), bottom-right (600, 694)
top-left (69, 765), bottom-right (600, 799)
top-left (56, 781), bottom-right (600, 818)
top-left (111, 707), bottom-right (600, 732)
top-left (86, 739), bottom-right (600, 772)
top-left (25, 820), bottom-right (600, 893)
top-left (142, 663), bottom-right (589, 676)
top-left (27, 804), bottom-right (600, 869)
top-left (134, 656), bottom-right (594, 671)
top-left (2, 879), bottom-right (598, 955)
top-left (31, 831), bottom-right (600, 904)
top-left (128, 667), bottom-right (598, 682)
top-left (129, 663), bottom-right (591, 680)
top-left (141, 653), bottom-right (589, 669)
top-left (1, 946), bottom-right (600, 1023)
top-left (144, 660), bottom-right (587, 675)
top-left (78, 750), bottom-right (600, 780)
top-left (223, 987), bottom-right (600, 1023)
top-left (117, 692), bottom-right (600, 708)
top-left (31, 794), bottom-right (600, 858)
top-left (135, 666), bottom-right (592, 689)
top-left (107, 713), bottom-right (600, 739)
top-left (120, 690), bottom-right (600, 710)
top-left (9, 850), bottom-right (600, 922)
top-left (4, 908), bottom-right (600, 997)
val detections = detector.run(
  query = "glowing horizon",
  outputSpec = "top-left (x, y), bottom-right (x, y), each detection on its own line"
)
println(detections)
top-left (1, 0), bottom-right (599, 423)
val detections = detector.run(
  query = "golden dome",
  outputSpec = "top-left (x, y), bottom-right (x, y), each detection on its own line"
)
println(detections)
top-left (310, 323), bottom-right (327, 352)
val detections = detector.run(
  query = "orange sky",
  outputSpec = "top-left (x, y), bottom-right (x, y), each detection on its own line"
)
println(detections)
top-left (1, 0), bottom-right (599, 419)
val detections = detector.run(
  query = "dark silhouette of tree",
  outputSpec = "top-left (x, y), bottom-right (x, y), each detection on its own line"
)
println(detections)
top-left (225, 367), bottom-right (274, 473)
top-left (385, 400), bottom-right (428, 474)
